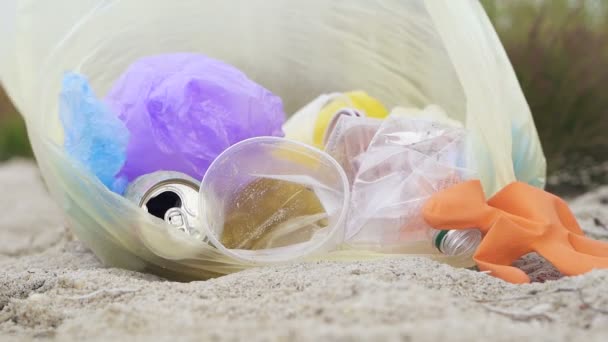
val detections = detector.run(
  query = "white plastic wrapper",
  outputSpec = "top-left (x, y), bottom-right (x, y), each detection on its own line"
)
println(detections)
top-left (0, 0), bottom-right (544, 278)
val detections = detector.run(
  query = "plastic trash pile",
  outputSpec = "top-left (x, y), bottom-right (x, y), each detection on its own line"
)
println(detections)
top-left (57, 52), bottom-right (608, 284)
top-left (8, 1), bottom-right (603, 284)
top-left (60, 52), bottom-right (483, 267)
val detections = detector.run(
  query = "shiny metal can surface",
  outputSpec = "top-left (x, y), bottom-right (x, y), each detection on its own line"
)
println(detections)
top-left (124, 171), bottom-right (203, 239)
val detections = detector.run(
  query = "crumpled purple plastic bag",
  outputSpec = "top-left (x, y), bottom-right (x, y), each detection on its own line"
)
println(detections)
top-left (104, 53), bottom-right (286, 182)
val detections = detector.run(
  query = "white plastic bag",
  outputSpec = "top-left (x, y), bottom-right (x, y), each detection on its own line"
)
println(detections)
top-left (0, 0), bottom-right (545, 278)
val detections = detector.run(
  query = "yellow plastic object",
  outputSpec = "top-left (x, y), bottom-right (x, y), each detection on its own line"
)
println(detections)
top-left (0, 0), bottom-right (545, 279)
top-left (283, 91), bottom-right (389, 149)
top-left (311, 91), bottom-right (388, 149)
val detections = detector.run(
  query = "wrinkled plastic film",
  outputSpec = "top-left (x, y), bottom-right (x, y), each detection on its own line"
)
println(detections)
top-left (104, 53), bottom-right (286, 183)
top-left (425, 0), bottom-right (546, 192)
top-left (59, 72), bottom-right (130, 194)
top-left (325, 115), bottom-right (383, 184)
top-left (344, 116), bottom-right (476, 252)
top-left (1, 0), bottom-right (471, 143)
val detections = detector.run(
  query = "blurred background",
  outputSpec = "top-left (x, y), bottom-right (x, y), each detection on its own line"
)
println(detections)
top-left (1, 0), bottom-right (606, 196)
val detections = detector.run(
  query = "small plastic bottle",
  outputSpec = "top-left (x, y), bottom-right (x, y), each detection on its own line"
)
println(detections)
top-left (431, 229), bottom-right (482, 256)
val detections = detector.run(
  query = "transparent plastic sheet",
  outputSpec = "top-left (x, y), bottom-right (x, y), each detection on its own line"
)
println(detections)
top-left (0, 0), bottom-right (544, 278)
top-left (343, 115), bottom-right (475, 249)
top-left (325, 116), bottom-right (383, 185)
top-left (323, 109), bottom-right (480, 262)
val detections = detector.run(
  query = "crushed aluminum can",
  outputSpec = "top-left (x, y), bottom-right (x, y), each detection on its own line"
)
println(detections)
top-left (124, 171), bottom-right (205, 240)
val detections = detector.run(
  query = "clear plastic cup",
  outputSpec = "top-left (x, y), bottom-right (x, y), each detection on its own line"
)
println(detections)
top-left (200, 137), bottom-right (350, 264)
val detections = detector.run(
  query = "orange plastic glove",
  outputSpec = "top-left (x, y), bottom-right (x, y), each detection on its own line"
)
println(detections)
top-left (423, 180), bottom-right (608, 283)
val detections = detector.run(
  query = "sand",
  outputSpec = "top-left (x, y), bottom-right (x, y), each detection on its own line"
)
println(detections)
top-left (1, 159), bottom-right (608, 341)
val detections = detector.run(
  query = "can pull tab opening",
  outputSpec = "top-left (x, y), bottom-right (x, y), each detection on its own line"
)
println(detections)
top-left (144, 190), bottom-right (198, 236)
top-left (145, 191), bottom-right (182, 219)
top-left (165, 207), bottom-right (188, 233)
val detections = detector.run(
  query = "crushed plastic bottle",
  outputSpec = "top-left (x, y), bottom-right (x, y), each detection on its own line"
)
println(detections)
top-left (59, 72), bottom-right (129, 194)
top-left (325, 109), bottom-right (481, 257)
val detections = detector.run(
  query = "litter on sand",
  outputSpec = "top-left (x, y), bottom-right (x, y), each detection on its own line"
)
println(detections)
top-left (56, 51), bottom-right (608, 284)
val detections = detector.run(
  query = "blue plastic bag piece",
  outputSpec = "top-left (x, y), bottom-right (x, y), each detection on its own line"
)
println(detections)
top-left (59, 72), bottom-right (129, 194)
